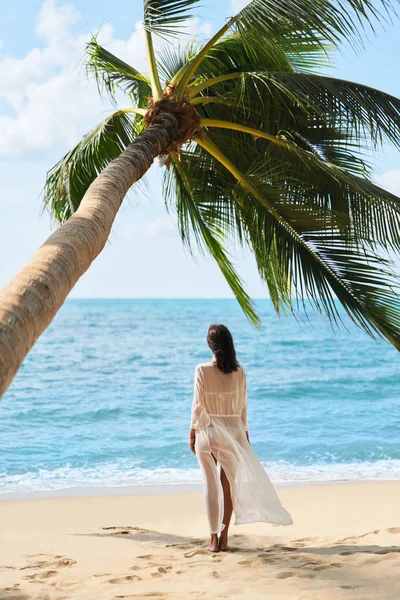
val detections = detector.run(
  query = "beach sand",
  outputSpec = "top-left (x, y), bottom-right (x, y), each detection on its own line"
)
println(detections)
top-left (0, 481), bottom-right (399, 599)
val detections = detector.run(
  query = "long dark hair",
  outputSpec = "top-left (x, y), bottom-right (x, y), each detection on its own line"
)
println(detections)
top-left (206, 323), bottom-right (240, 374)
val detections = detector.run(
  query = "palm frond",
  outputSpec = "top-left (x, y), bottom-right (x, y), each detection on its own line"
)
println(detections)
top-left (163, 156), bottom-right (260, 326)
top-left (157, 40), bottom-right (202, 85)
top-left (194, 132), bottom-right (400, 349)
top-left (242, 72), bottom-right (400, 151)
top-left (43, 111), bottom-right (144, 224)
top-left (86, 37), bottom-right (151, 106)
top-left (143, 0), bottom-right (201, 37)
top-left (198, 121), bottom-right (400, 253)
top-left (233, 0), bottom-right (394, 53)
top-left (189, 66), bottom-right (400, 177)
top-left (175, 0), bottom-right (395, 93)
top-left (163, 139), bottom-right (293, 312)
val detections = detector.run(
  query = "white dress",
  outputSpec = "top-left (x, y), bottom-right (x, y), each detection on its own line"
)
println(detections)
top-left (191, 361), bottom-right (293, 534)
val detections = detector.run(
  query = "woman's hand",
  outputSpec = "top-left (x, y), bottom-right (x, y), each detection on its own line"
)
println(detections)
top-left (189, 428), bottom-right (196, 454)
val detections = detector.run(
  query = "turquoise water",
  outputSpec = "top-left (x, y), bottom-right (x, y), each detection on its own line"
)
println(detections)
top-left (0, 298), bottom-right (399, 494)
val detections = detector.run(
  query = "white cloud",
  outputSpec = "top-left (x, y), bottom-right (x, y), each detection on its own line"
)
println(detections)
top-left (374, 169), bottom-right (400, 195)
top-left (35, 0), bottom-right (80, 46)
top-left (0, 0), bottom-right (147, 157)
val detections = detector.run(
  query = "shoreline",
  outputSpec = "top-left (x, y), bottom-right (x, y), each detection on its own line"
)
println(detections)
top-left (1, 477), bottom-right (398, 501)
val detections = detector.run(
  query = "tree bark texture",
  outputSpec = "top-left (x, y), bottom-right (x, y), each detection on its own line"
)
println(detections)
top-left (0, 112), bottom-right (178, 396)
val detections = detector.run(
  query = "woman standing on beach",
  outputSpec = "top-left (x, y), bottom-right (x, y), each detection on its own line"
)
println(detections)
top-left (189, 323), bottom-right (293, 552)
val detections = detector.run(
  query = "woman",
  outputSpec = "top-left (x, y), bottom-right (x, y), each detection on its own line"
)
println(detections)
top-left (189, 323), bottom-right (293, 552)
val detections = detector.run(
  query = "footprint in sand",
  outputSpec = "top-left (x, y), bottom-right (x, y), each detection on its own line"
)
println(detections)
top-left (338, 527), bottom-right (400, 544)
top-left (340, 547), bottom-right (400, 557)
top-left (102, 526), bottom-right (151, 535)
top-left (109, 574), bottom-right (142, 584)
top-left (20, 555), bottom-right (76, 571)
top-left (277, 571), bottom-right (296, 579)
top-left (388, 527), bottom-right (400, 534)
top-left (184, 548), bottom-right (213, 558)
top-left (313, 565), bottom-right (331, 571)
top-left (3, 584), bottom-right (21, 592)
top-left (150, 570), bottom-right (164, 578)
top-left (277, 571), bottom-right (315, 580)
top-left (365, 553), bottom-right (400, 565)
top-left (23, 569), bottom-right (58, 581)
top-left (238, 557), bottom-right (261, 567)
top-left (257, 554), bottom-right (278, 564)
top-left (137, 554), bottom-right (174, 567)
top-left (294, 560), bottom-right (320, 568)
top-left (165, 541), bottom-right (201, 549)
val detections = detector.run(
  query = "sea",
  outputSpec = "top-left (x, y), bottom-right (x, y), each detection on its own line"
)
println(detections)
top-left (0, 298), bottom-right (399, 497)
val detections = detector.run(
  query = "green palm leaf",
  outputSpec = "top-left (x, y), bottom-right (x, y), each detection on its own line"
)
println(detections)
top-left (86, 38), bottom-right (151, 106)
top-left (197, 122), bottom-right (400, 252)
top-left (143, 0), bottom-right (201, 37)
top-left (192, 133), bottom-right (400, 347)
top-left (43, 110), bottom-right (143, 223)
top-left (232, 0), bottom-right (393, 51)
top-left (158, 40), bottom-right (202, 85)
top-left (167, 142), bottom-right (292, 312)
top-left (163, 156), bottom-right (260, 326)
top-left (231, 72), bottom-right (400, 151)
top-left (174, 0), bottom-right (394, 93)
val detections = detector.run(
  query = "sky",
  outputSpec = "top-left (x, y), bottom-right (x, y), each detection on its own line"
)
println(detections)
top-left (1, 0), bottom-right (400, 299)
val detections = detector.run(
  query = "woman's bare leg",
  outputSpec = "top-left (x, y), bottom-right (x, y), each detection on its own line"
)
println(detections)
top-left (205, 453), bottom-right (220, 552)
top-left (208, 533), bottom-right (219, 552)
top-left (219, 466), bottom-right (233, 551)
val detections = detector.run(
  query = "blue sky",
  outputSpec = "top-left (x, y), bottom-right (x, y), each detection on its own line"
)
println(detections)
top-left (0, 0), bottom-right (400, 299)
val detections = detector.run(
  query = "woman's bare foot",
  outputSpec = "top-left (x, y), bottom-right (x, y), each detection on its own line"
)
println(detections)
top-left (208, 534), bottom-right (220, 552)
top-left (219, 532), bottom-right (229, 551)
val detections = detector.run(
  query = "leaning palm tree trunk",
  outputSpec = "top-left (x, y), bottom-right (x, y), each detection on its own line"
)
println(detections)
top-left (0, 113), bottom-right (177, 395)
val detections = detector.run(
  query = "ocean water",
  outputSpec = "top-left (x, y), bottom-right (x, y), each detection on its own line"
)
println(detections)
top-left (0, 298), bottom-right (399, 495)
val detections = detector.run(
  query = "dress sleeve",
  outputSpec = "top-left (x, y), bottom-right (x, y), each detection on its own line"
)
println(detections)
top-left (190, 365), bottom-right (211, 430)
top-left (241, 368), bottom-right (248, 431)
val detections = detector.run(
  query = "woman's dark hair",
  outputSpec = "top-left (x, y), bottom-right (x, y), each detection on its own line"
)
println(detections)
top-left (206, 323), bottom-right (240, 374)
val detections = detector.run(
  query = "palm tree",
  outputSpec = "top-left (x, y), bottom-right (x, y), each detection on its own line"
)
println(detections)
top-left (1, 0), bottom-right (400, 396)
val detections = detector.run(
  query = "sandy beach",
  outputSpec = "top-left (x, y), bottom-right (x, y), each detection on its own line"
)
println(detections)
top-left (0, 481), bottom-right (399, 599)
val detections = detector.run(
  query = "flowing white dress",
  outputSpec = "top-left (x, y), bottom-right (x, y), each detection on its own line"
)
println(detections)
top-left (191, 361), bottom-right (293, 534)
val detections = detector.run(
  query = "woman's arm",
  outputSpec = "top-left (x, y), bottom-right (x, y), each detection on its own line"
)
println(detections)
top-left (189, 427), bottom-right (196, 454)
top-left (189, 365), bottom-right (208, 454)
